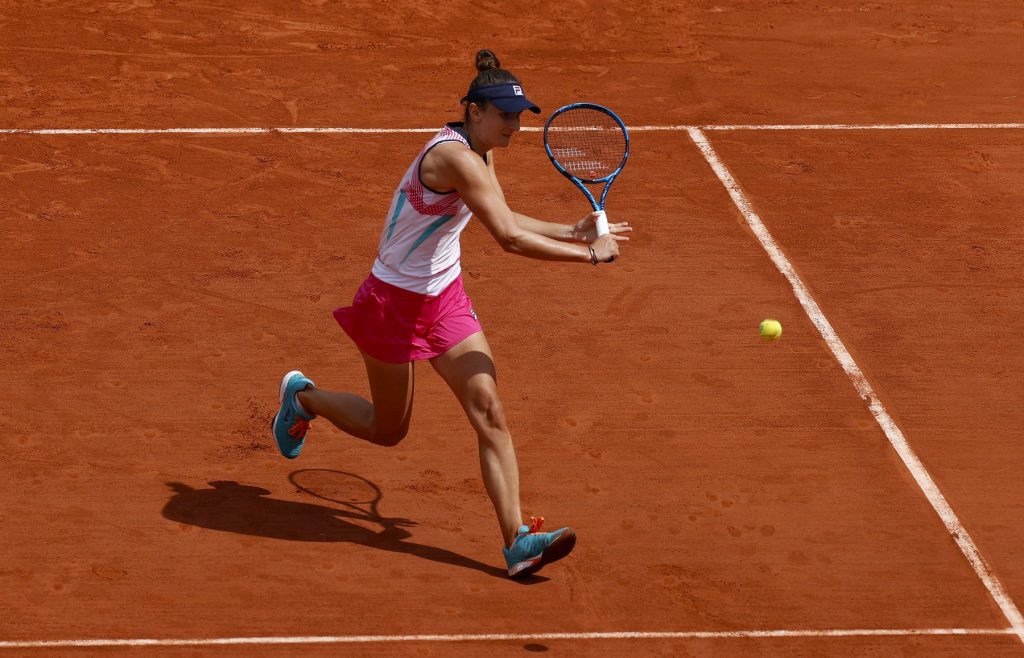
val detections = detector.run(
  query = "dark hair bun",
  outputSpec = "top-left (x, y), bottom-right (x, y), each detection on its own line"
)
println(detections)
top-left (475, 49), bottom-right (501, 73)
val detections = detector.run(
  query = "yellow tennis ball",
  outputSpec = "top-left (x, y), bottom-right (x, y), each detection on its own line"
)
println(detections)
top-left (759, 319), bottom-right (782, 342)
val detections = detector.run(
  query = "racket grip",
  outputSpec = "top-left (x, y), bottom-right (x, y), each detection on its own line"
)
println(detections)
top-left (594, 209), bottom-right (609, 237)
top-left (594, 210), bottom-right (615, 263)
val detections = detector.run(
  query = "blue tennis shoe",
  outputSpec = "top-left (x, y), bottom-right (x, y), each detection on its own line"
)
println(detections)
top-left (502, 517), bottom-right (576, 578)
top-left (271, 370), bottom-right (315, 459)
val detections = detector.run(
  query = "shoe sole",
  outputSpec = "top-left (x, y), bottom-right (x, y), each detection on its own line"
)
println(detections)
top-left (509, 529), bottom-right (577, 579)
top-left (280, 370), bottom-right (304, 403)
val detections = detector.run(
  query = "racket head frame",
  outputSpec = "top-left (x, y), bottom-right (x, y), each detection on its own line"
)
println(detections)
top-left (542, 102), bottom-right (630, 212)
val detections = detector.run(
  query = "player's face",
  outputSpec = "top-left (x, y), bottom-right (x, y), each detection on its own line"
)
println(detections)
top-left (479, 103), bottom-right (522, 147)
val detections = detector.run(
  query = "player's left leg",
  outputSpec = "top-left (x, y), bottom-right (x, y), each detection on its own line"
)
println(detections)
top-left (430, 331), bottom-right (521, 544)
top-left (430, 331), bottom-right (575, 578)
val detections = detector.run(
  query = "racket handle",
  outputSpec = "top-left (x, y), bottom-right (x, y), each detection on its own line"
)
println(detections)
top-left (594, 209), bottom-right (609, 237)
top-left (594, 210), bottom-right (615, 263)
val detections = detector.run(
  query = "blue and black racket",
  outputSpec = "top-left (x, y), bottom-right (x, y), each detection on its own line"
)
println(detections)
top-left (543, 103), bottom-right (630, 255)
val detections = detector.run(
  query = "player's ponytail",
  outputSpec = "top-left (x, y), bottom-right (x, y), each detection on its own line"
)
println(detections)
top-left (463, 49), bottom-right (520, 121)
top-left (475, 49), bottom-right (501, 73)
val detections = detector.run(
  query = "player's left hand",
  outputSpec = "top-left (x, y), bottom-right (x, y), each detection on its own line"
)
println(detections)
top-left (571, 211), bottom-right (632, 243)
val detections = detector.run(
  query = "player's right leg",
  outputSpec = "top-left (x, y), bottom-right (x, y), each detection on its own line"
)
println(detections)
top-left (272, 351), bottom-right (415, 458)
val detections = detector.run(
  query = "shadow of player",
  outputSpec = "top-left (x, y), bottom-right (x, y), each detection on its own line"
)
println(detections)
top-left (163, 480), bottom-right (542, 582)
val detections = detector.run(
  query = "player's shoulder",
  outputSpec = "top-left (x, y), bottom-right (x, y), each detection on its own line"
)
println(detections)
top-left (430, 141), bottom-right (488, 175)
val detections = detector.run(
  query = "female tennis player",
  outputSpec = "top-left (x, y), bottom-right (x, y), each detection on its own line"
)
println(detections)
top-left (271, 49), bottom-right (631, 579)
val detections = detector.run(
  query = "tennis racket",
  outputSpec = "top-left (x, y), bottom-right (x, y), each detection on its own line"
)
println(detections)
top-left (543, 103), bottom-right (630, 258)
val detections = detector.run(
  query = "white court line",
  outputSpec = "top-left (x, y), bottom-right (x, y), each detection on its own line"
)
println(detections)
top-left (661, 123), bottom-right (1024, 131)
top-left (1, 123), bottom-right (1023, 135)
top-left (0, 628), bottom-right (1013, 649)
top-left (687, 126), bottom-right (1024, 647)
top-left (0, 127), bottom-right (438, 135)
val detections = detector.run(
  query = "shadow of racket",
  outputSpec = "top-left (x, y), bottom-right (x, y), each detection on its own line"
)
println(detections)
top-left (289, 469), bottom-right (417, 536)
top-left (285, 469), bottom-right (546, 581)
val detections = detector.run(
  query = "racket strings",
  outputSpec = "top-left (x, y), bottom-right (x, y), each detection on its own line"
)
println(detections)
top-left (546, 109), bottom-right (627, 181)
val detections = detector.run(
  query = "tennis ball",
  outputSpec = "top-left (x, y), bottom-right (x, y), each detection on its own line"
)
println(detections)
top-left (759, 319), bottom-right (782, 342)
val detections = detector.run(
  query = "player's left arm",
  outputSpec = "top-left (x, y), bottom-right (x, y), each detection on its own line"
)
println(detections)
top-left (487, 152), bottom-right (631, 243)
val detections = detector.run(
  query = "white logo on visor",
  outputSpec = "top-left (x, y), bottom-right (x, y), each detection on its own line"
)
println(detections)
top-left (513, 85), bottom-right (523, 96)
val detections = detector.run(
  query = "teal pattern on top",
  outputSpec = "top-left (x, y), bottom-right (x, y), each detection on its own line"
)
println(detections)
top-left (385, 190), bottom-right (408, 241)
top-left (400, 214), bottom-right (456, 265)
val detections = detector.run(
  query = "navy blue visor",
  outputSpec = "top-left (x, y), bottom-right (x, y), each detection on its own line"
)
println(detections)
top-left (461, 83), bottom-right (540, 114)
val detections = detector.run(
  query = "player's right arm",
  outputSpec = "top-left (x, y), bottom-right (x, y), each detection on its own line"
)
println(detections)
top-left (429, 144), bottom-right (618, 263)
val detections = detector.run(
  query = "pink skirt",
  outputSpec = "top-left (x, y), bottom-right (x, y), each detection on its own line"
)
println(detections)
top-left (333, 274), bottom-right (483, 363)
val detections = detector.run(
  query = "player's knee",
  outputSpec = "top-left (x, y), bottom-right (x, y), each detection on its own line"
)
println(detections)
top-left (472, 391), bottom-right (508, 434)
top-left (373, 424), bottom-right (409, 447)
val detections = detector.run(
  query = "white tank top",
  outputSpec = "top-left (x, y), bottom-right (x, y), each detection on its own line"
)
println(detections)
top-left (371, 124), bottom-right (477, 295)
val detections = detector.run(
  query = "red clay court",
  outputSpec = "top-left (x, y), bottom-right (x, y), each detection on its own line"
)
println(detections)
top-left (1, 2), bottom-right (1023, 656)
